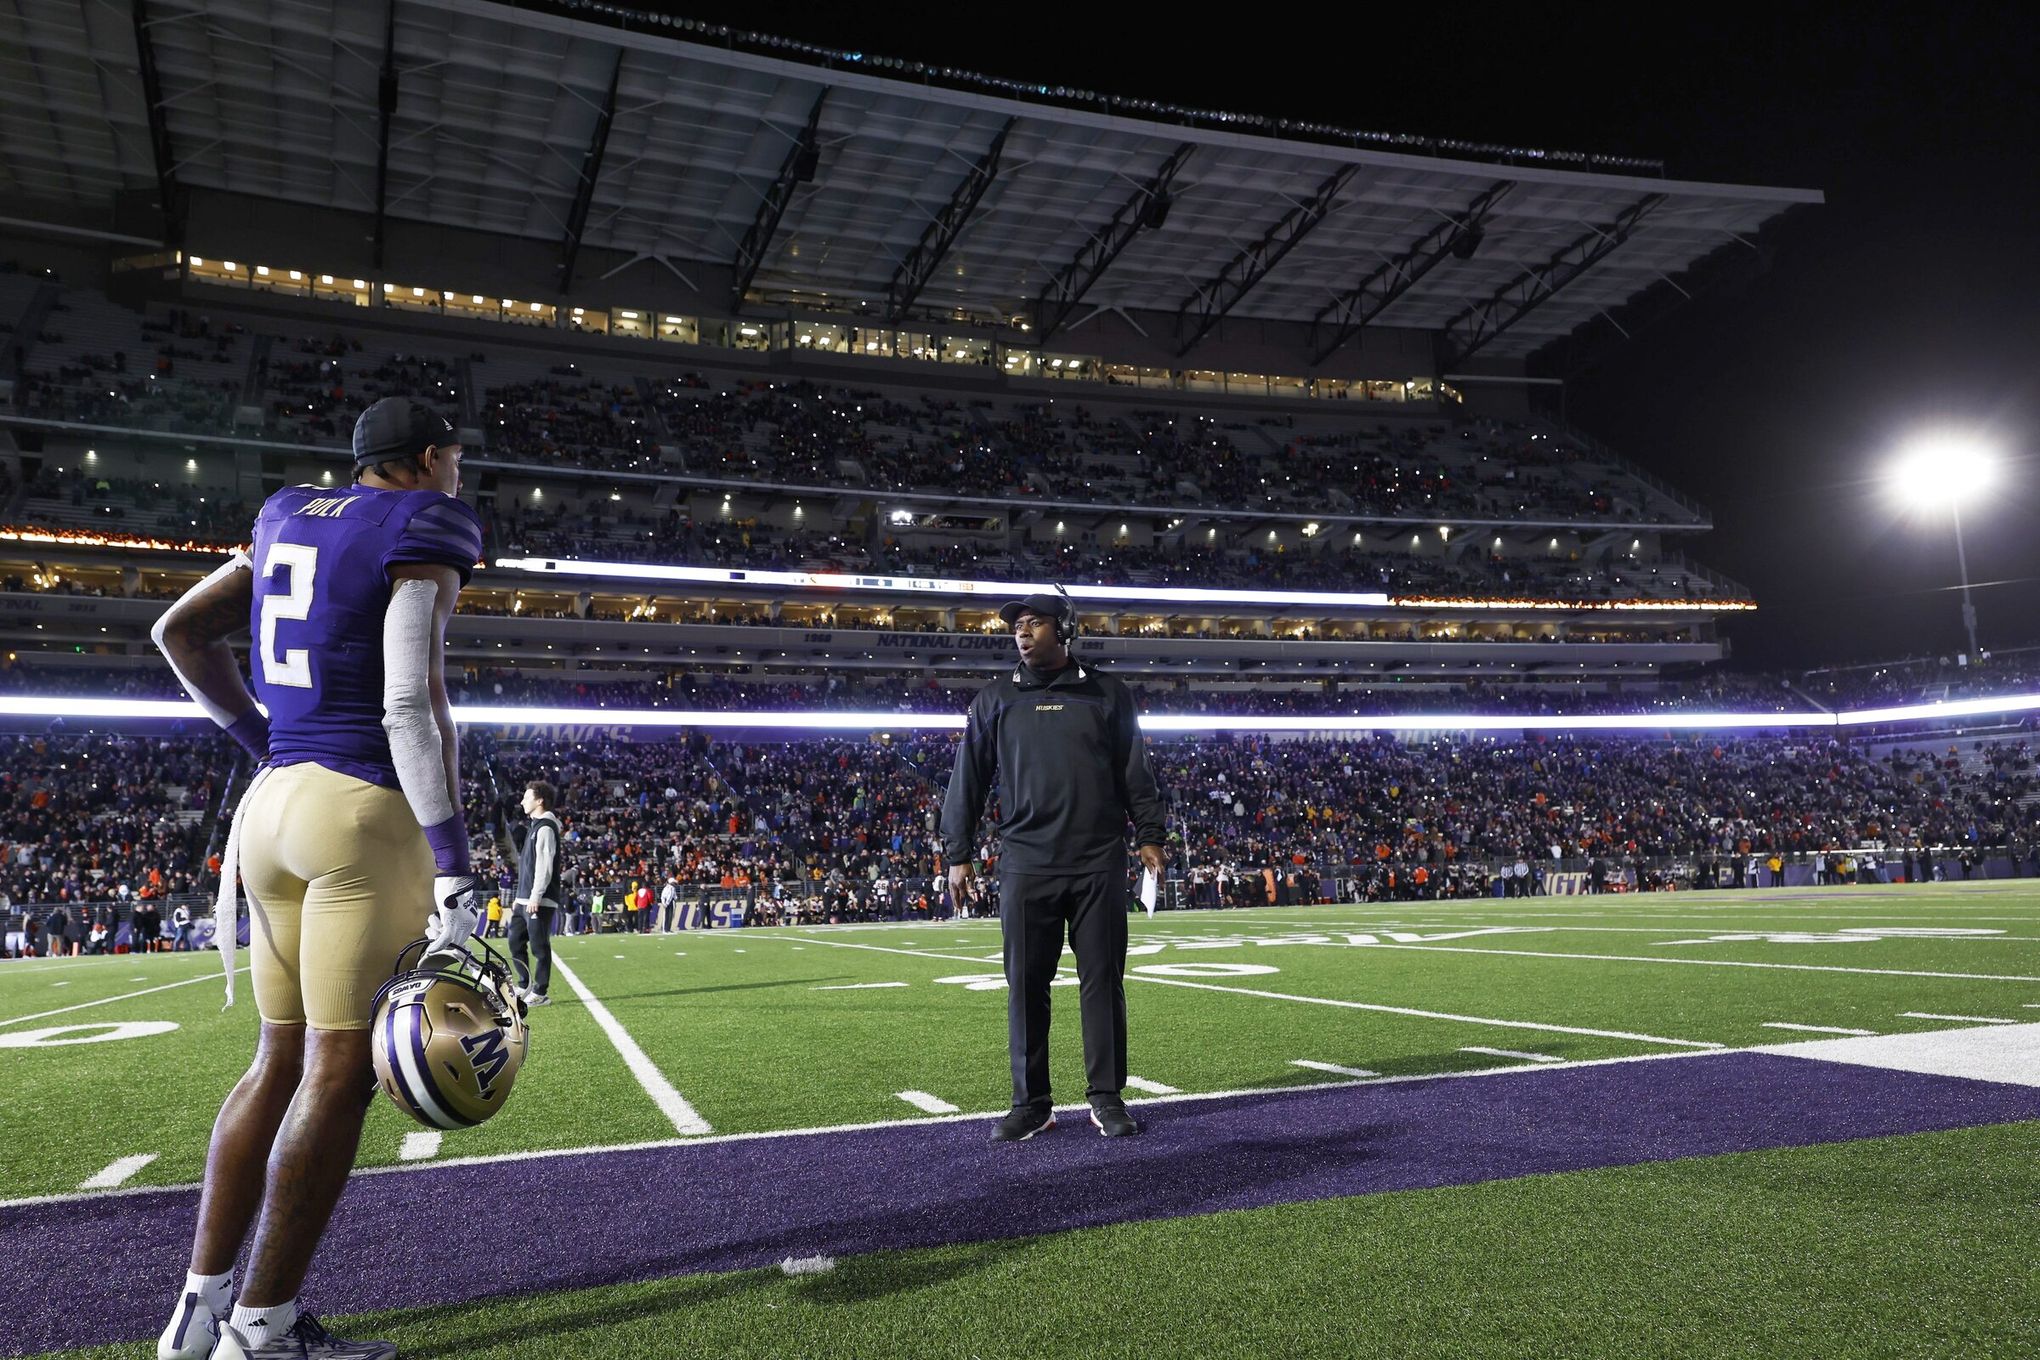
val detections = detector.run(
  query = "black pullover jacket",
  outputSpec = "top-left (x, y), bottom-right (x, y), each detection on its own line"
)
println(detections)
top-left (939, 659), bottom-right (1168, 876)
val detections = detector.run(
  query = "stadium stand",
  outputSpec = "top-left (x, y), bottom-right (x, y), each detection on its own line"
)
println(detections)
top-left (5, 725), bottom-right (2035, 953)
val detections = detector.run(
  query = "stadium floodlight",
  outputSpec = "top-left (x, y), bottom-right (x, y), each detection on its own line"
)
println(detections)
top-left (1889, 432), bottom-right (1997, 507)
top-left (1890, 430), bottom-right (2001, 662)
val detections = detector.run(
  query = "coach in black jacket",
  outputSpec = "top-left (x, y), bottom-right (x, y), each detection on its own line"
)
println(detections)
top-left (941, 591), bottom-right (1167, 1141)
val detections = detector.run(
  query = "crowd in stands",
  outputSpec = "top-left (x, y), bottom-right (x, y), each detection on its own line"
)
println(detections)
top-left (262, 335), bottom-right (467, 443)
top-left (1, 283), bottom-right (1695, 529)
top-left (15, 465), bottom-right (255, 541)
top-left (486, 371), bottom-right (660, 472)
top-left (0, 733), bottom-right (219, 934)
top-left (4, 720), bottom-right (2035, 949)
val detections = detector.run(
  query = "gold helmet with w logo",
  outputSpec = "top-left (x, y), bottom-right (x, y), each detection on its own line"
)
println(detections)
top-left (370, 937), bottom-right (529, 1129)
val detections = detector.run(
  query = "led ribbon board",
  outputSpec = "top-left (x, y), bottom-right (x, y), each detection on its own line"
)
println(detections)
top-left (490, 557), bottom-right (1755, 613)
top-left (5, 694), bottom-right (2038, 732)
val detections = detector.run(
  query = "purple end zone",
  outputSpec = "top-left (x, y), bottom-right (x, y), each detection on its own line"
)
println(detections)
top-left (5, 1052), bottom-right (2038, 1356)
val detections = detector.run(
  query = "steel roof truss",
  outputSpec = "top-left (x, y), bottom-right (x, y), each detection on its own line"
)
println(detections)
top-left (883, 116), bottom-right (1016, 323)
top-left (1174, 163), bottom-right (1357, 357)
top-left (129, 0), bottom-right (181, 244)
top-left (1438, 193), bottom-right (1665, 369)
top-left (1032, 141), bottom-right (1193, 345)
top-left (730, 87), bottom-right (829, 313)
top-left (370, 0), bottom-right (398, 267)
top-left (1310, 180), bottom-right (1513, 364)
top-left (558, 50), bottom-right (624, 291)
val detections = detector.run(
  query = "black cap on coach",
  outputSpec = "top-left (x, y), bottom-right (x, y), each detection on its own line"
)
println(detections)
top-left (997, 593), bottom-right (1068, 628)
top-left (351, 397), bottom-right (456, 473)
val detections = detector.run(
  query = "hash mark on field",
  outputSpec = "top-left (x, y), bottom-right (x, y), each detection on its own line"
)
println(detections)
top-left (781, 1255), bottom-right (836, 1276)
top-left (1291, 1059), bottom-right (1378, 1078)
top-left (79, 1154), bottom-right (156, 1190)
top-left (1125, 1076), bottom-right (1180, 1095)
top-left (1462, 1046), bottom-right (1565, 1064)
top-left (1, 967), bottom-right (250, 1029)
top-left (399, 1132), bottom-right (442, 1161)
top-left (550, 955), bottom-right (712, 1135)
top-left (51, 981), bottom-right (69, 987)
top-left (813, 982), bottom-right (908, 991)
top-left (614, 954), bottom-right (625, 959)
top-left (1901, 1012), bottom-right (2016, 1025)
top-left (131, 976), bottom-right (146, 981)
top-left (1763, 1022), bottom-right (1877, 1036)
top-left (895, 1091), bottom-right (960, 1114)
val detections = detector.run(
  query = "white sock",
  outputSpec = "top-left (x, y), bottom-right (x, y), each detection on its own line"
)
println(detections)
top-left (230, 1298), bottom-right (297, 1348)
top-left (184, 1269), bottom-right (233, 1312)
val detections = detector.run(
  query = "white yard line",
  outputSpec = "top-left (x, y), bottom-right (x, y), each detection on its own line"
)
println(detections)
top-left (1306, 941), bottom-right (2040, 983)
top-left (1762, 1022), bottom-right (1877, 1036)
top-left (1900, 1012), bottom-right (2017, 1025)
top-left (399, 1131), bottom-right (443, 1161)
top-left (1290, 1059), bottom-right (1378, 1078)
top-left (0, 1047), bottom-right (1728, 1211)
top-left (1129, 973), bottom-right (1724, 1048)
top-left (549, 955), bottom-right (712, 1136)
top-left (767, 933), bottom-right (1723, 1049)
top-left (0, 967), bottom-right (250, 1028)
top-left (895, 1090), bottom-right (959, 1114)
top-left (1460, 1046), bottom-right (1565, 1064)
top-left (813, 982), bottom-right (909, 991)
top-left (79, 1154), bottom-right (158, 1190)
top-left (1124, 1075), bottom-right (1180, 1095)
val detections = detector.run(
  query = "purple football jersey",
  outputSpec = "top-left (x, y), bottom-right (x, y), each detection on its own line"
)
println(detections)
top-left (247, 484), bottom-right (484, 788)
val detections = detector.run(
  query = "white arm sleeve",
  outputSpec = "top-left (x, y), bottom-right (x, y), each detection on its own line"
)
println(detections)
top-left (531, 822), bottom-right (558, 904)
top-left (381, 577), bottom-right (458, 829)
top-left (151, 550), bottom-right (254, 729)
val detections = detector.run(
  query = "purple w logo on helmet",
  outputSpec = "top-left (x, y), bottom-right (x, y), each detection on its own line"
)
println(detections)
top-left (459, 1029), bottom-right (514, 1098)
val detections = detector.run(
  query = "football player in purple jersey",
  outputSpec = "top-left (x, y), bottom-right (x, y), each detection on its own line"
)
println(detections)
top-left (150, 397), bottom-right (486, 1360)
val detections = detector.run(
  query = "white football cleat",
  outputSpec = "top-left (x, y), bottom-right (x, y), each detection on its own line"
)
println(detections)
top-left (157, 1293), bottom-right (218, 1360)
top-left (211, 1315), bottom-right (396, 1358)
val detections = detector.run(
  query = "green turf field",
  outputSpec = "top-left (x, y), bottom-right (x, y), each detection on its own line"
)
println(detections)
top-left (5, 882), bottom-right (2037, 1358)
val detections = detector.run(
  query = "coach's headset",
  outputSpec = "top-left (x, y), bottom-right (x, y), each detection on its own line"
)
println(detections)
top-left (1051, 584), bottom-right (1079, 646)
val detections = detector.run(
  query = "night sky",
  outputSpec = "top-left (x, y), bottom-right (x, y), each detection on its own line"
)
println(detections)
top-left (626, 3), bottom-right (2039, 671)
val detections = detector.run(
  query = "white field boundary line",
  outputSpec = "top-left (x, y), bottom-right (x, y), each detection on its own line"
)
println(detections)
top-left (0, 967), bottom-right (251, 1028)
top-left (1761, 1023), bottom-right (1877, 1036)
top-left (1461, 1047), bottom-right (1565, 1064)
top-left (1901, 1012), bottom-right (2018, 1025)
top-left (0, 1045), bottom-right (1731, 1212)
top-left (762, 934), bottom-right (1723, 1049)
top-left (1292, 941), bottom-right (2040, 983)
top-left (548, 954), bottom-right (711, 1136)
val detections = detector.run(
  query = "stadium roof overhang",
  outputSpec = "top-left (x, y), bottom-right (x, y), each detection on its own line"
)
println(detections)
top-left (1, 0), bottom-right (1821, 368)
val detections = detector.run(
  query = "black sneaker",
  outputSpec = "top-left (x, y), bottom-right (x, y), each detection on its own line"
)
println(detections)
top-left (1090, 1103), bottom-right (1140, 1137)
top-left (990, 1105), bottom-right (1057, 1141)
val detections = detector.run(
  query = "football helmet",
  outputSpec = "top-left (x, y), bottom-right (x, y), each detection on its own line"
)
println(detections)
top-left (370, 936), bottom-right (528, 1129)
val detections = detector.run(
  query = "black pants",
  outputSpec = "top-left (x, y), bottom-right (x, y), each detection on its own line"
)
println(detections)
top-left (1000, 870), bottom-right (1128, 1109)
top-left (507, 905), bottom-right (555, 996)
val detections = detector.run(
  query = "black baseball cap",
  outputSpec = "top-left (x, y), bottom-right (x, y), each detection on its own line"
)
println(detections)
top-left (351, 397), bottom-right (456, 472)
top-left (997, 593), bottom-right (1070, 627)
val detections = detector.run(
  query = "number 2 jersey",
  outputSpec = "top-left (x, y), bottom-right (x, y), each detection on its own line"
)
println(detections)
top-left (248, 484), bottom-right (484, 789)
